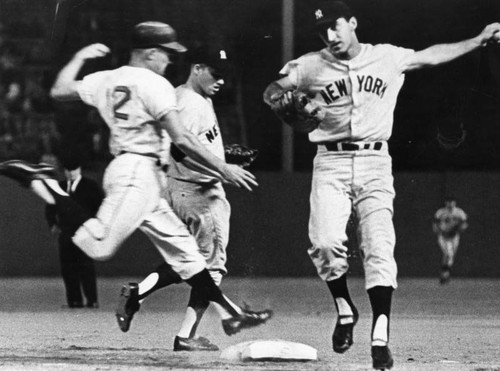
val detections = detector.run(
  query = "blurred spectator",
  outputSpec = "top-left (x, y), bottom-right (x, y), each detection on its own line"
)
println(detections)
top-left (45, 155), bottom-right (104, 308)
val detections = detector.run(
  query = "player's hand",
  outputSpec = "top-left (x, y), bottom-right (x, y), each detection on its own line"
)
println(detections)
top-left (269, 90), bottom-right (294, 114)
top-left (478, 23), bottom-right (500, 46)
top-left (74, 43), bottom-right (111, 61)
top-left (219, 163), bottom-right (259, 191)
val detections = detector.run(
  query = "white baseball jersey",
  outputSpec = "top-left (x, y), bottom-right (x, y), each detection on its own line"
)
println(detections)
top-left (168, 85), bottom-right (225, 183)
top-left (73, 66), bottom-right (207, 279)
top-left (280, 43), bottom-right (415, 143)
top-left (78, 66), bottom-right (177, 157)
top-left (434, 207), bottom-right (468, 235)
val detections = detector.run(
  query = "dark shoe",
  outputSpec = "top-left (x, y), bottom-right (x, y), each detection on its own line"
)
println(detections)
top-left (0, 160), bottom-right (56, 187)
top-left (68, 301), bottom-right (84, 308)
top-left (332, 306), bottom-right (359, 353)
top-left (439, 270), bottom-right (450, 284)
top-left (372, 345), bottom-right (394, 370)
top-left (222, 307), bottom-right (273, 336)
top-left (173, 336), bottom-right (219, 351)
top-left (86, 302), bottom-right (99, 309)
top-left (115, 283), bottom-right (140, 332)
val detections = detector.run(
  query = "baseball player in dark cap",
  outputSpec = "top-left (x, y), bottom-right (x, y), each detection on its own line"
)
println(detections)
top-left (264, 0), bottom-right (500, 369)
top-left (0, 21), bottom-right (271, 337)
top-left (130, 21), bottom-right (187, 52)
top-left (114, 44), bottom-right (271, 351)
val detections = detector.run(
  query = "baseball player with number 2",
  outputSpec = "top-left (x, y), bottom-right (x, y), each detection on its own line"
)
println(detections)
top-left (0, 21), bottom-right (271, 337)
top-left (263, 1), bottom-right (500, 369)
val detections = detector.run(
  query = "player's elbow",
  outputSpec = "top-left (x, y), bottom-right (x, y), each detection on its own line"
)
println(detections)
top-left (50, 84), bottom-right (80, 101)
top-left (50, 85), bottom-right (66, 100)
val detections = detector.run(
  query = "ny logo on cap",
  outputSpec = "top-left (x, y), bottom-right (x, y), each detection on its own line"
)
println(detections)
top-left (219, 50), bottom-right (227, 60)
top-left (315, 9), bottom-right (324, 20)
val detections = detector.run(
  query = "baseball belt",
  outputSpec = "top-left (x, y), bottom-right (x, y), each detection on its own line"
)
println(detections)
top-left (119, 151), bottom-right (162, 166)
top-left (321, 141), bottom-right (384, 151)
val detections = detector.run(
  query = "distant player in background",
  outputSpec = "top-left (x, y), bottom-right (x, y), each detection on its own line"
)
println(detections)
top-left (115, 45), bottom-right (271, 351)
top-left (432, 198), bottom-right (468, 284)
top-left (263, 0), bottom-right (500, 369)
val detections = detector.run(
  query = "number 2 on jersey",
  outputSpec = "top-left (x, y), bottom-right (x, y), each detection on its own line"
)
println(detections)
top-left (113, 86), bottom-right (131, 120)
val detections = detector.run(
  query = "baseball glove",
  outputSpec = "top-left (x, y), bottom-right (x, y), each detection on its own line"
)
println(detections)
top-left (269, 90), bottom-right (325, 133)
top-left (224, 144), bottom-right (259, 168)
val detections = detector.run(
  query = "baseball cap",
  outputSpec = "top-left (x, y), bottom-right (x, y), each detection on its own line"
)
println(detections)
top-left (313, 1), bottom-right (354, 29)
top-left (131, 21), bottom-right (187, 53)
top-left (188, 45), bottom-right (231, 76)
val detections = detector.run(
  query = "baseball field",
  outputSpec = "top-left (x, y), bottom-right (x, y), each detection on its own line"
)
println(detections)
top-left (0, 277), bottom-right (498, 371)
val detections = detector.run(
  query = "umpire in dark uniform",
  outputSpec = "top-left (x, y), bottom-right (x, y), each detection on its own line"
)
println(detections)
top-left (46, 156), bottom-right (104, 308)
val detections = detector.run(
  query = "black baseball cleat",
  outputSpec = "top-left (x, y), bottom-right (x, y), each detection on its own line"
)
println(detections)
top-left (332, 306), bottom-right (359, 353)
top-left (115, 283), bottom-right (140, 332)
top-left (173, 336), bottom-right (219, 351)
top-left (0, 160), bottom-right (57, 187)
top-left (439, 270), bottom-right (451, 284)
top-left (371, 345), bottom-right (394, 370)
top-left (222, 307), bottom-right (273, 336)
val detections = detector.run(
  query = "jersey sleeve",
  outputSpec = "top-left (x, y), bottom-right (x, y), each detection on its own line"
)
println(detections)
top-left (78, 71), bottom-right (107, 107)
top-left (384, 44), bottom-right (415, 73)
top-left (177, 96), bottom-right (204, 134)
top-left (434, 209), bottom-right (444, 220)
top-left (141, 76), bottom-right (178, 120)
top-left (458, 209), bottom-right (468, 221)
top-left (279, 60), bottom-right (300, 88)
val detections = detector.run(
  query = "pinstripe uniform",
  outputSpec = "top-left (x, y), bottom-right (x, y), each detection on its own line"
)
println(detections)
top-left (280, 44), bottom-right (414, 289)
top-left (165, 85), bottom-right (230, 285)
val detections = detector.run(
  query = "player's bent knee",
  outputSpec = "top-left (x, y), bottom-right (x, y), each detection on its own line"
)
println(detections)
top-left (72, 219), bottom-right (118, 261)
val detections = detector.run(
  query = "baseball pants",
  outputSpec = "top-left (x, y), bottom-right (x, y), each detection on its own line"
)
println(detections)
top-left (438, 234), bottom-right (460, 267)
top-left (308, 145), bottom-right (397, 289)
top-left (164, 177), bottom-right (230, 285)
top-left (72, 153), bottom-right (206, 280)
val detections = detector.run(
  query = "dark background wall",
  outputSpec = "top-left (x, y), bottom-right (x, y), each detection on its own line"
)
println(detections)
top-left (0, 171), bottom-right (498, 278)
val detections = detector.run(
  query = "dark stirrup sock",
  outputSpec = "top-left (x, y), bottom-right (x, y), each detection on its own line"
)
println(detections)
top-left (441, 264), bottom-right (451, 274)
top-left (187, 287), bottom-right (210, 338)
top-left (185, 269), bottom-right (239, 317)
top-left (367, 286), bottom-right (393, 345)
top-left (138, 262), bottom-right (182, 301)
top-left (327, 274), bottom-right (357, 317)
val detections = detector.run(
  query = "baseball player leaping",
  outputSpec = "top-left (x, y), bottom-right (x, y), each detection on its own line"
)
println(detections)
top-left (432, 197), bottom-right (468, 284)
top-left (263, 1), bottom-right (500, 369)
top-left (0, 21), bottom-right (271, 336)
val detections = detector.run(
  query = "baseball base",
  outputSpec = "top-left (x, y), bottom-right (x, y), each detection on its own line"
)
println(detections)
top-left (220, 339), bottom-right (318, 362)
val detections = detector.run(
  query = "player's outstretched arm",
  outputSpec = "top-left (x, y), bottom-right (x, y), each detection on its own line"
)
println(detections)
top-left (162, 111), bottom-right (258, 191)
top-left (180, 155), bottom-right (224, 180)
top-left (403, 23), bottom-right (500, 72)
top-left (50, 43), bottom-right (110, 101)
